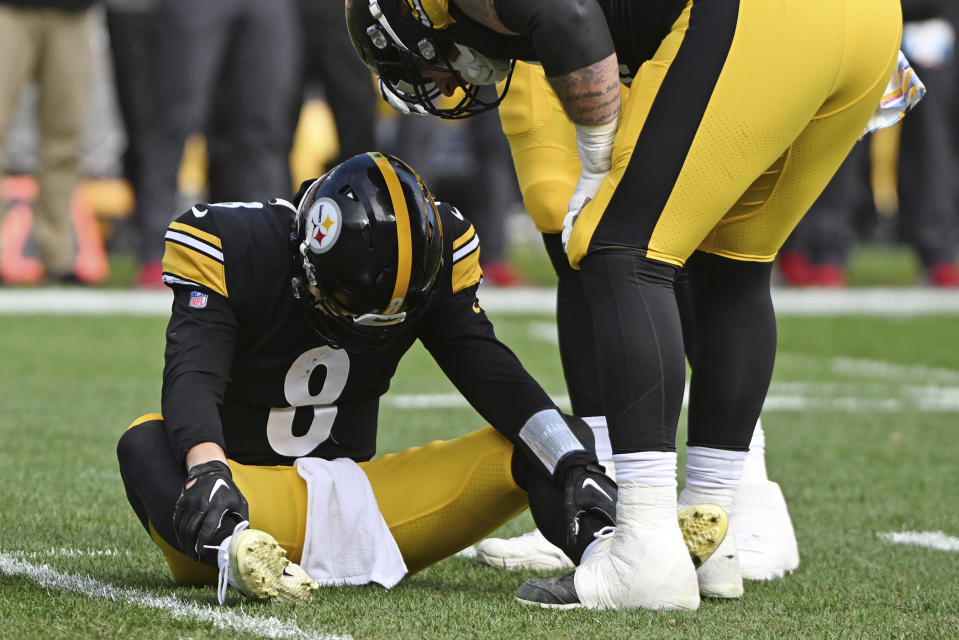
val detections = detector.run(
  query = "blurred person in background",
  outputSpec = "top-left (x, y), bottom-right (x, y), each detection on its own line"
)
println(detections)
top-left (295, 0), bottom-right (377, 168)
top-left (132, 0), bottom-right (300, 288)
top-left (0, 0), bottom-right (97, 284)
top-left (103, 0), bottom-right (154, 201)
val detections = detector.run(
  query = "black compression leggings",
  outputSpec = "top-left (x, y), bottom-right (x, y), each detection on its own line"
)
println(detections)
top-left (580, 250), bottom-right (686, 453)
top-left (542, 233), bottom-right (604, 417)
top-left (580, 250), bottom-right (774, 453)
top-left (683, 251), bottom-right (775, 449)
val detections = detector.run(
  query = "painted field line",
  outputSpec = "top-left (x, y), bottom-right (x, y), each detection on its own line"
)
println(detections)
top-left (2, 286), bottom-right (959, 316)
top-left (877, 531), bottom-right (959, 552)
top-left (0, 551), bottom-right (349, 640)
top-left (385, 381), bottom-right (959, 413)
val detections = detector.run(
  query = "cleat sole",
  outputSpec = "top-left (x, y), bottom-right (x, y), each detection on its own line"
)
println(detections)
top-left (678, 504), bottom-right (729, 569)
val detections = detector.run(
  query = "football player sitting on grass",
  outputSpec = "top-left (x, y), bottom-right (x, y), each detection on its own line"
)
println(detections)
top-left (116, 152), bottom-right (727, 606)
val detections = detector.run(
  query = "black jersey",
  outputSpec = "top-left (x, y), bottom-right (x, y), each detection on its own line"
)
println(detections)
top-left (424, 0), bottom-right (685, 80)
top-left (159, 197), bottom-right (555, 466)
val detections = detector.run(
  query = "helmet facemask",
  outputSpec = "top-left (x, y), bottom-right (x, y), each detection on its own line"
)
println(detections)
top-left (347, 0), bottom-right (515, 119)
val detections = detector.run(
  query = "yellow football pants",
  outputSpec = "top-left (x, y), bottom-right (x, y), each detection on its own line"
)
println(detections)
top-left (152, 426), bottom-right (527, 585)
top-left (499, 0), bottom-right (902, 268)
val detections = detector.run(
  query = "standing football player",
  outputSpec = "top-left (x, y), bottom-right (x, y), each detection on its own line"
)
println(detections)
top-left (471, 61), bottom-right (800, 598)
top-left (117, 152), bottom-right (725, 604)
top-left (345, 0), bottom-right (903, 610)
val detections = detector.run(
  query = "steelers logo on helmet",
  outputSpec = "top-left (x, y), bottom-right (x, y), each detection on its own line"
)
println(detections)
top-left (307, 197), bottom-right (342, 254)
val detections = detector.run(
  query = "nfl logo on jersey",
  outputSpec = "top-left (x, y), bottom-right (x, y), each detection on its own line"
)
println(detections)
top-left (189, 291), bottom-right (208, 309)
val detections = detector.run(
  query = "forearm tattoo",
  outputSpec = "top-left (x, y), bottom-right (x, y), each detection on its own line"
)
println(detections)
top-left (548, 54), bottom-right (621, 125)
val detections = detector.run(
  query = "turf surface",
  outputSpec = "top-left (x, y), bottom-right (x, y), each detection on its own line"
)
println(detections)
top-left (0, 308), bottom-right (957, 639)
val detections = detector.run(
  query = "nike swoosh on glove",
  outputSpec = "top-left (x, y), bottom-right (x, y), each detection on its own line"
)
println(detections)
top-left (173, 460), bottom-right (250, 561)
top-left (562, 463), bottom-right (617, 547)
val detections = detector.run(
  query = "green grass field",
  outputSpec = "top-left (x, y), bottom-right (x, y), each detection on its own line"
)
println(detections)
top-left (1, 299), bottom-right (957, 639)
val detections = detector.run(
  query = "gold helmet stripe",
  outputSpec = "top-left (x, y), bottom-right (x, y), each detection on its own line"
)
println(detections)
top-left (370, 152), bottom-right (411, 313)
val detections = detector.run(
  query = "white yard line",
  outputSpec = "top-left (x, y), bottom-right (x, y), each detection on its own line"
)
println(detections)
top-left (0, 551), bottom-right (349, 640)
top-left (385, 382), bottom-right (959, 413)
top-left (877, 531), bottom-right (959, 552)
top-left (2, 286), bottom-right (959, 315)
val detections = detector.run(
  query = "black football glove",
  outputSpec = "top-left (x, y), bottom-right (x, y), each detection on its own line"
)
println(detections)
top-left (562, 463), bottom-right (617, 547)
top-left (173, 460), bottom-right (249, 561)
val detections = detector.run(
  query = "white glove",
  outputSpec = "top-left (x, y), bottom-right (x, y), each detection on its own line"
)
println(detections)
top-left (562, 169), bottom-right (605, 253)
top-left (378, 78), bottom-right (427, 116)
top-left (564, 121), bottom-right (617, 253)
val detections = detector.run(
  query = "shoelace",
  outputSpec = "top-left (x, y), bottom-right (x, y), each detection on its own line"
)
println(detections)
top-left (204, 519), bottom-right (250, 605)
top-left (593, 525), bottom-right (616, 540)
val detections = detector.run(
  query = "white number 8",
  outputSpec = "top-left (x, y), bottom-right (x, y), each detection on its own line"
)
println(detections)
top-left (266, 346), bottom-right (349, 457)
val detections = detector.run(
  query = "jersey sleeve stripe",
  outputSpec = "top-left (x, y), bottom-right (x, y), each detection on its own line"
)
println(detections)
top-left (452, 244), bottom-right (482, 293)
top-left (162, 240), bottom-right (228, 297)
top-left (164, 230), bottom-right (225, 262)
top-left (453, 232), bottom-right (479, 263)
top-left (169, 220), bottom-right (223, 249)
top-left (371, 153), bottom-right (411, 312)
top-left (453, 225), bottom-right (476, 251)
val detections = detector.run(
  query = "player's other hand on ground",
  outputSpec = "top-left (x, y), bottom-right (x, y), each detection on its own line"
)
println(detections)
top-left (562, 463), bottom-right (617, 547)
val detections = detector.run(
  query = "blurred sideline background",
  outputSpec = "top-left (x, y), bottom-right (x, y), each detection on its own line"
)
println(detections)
top-left (0, 6), bottom-right (953, 289)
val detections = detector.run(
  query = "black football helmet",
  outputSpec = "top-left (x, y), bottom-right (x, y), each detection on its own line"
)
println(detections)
top-left (345, 0), bottom-right (514, 119)
top-left (291, 152), bottom-right (444, 351)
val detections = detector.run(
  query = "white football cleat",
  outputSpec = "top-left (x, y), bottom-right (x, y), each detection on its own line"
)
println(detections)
top-left (212, 522), bottom-right (319, 604)
top-left (571, 483), bottom-right (702, 610)
top-left (474, 528), bottom-right (575, 571)
top-left (515, 504), bottom-right (727, 610)
top-left (731, 480), bottom-right (800, 580)
top-left (679, 487), bottom-right (744, 599)
top-left (693, 527), bottom-right (744, 598)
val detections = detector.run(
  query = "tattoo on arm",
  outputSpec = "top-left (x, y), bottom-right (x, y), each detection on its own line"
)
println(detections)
top-left (548, 54), bottom-right (621, 125)
top-left (453, 0), bottom-right (518, 34)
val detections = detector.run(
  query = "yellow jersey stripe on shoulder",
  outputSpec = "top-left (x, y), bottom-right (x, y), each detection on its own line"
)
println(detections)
top-left (127, 413), bottom-right (163, 430)
top-left (452, 234), bottom-right (482, 293)
top-left (169, 220), bottom-right (222, 249)
top-left (453, 224), bottom-right (475, 251)
top-left (162, 237), bottom-right (228, 298)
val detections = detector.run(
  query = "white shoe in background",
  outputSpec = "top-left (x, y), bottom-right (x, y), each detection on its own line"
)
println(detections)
top-left (474, 528), bottom-right (575, 571)
top-left (732, 479), bottom-right (800, 580)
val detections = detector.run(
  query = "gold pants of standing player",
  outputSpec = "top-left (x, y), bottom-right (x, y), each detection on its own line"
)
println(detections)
top-left (498, 0), bottom-right (902, 268)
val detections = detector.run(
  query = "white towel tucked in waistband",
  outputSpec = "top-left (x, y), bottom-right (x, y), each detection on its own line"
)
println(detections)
top-left (294, 457), bottom-right (408, 588)
top-left (862, 50), bottom-right (927, 138)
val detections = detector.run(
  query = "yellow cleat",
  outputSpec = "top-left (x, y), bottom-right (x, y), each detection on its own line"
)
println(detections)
top-left (677, 504), bottom-right (729, 569)
top-left (217, 527), bottom-right (319, 604)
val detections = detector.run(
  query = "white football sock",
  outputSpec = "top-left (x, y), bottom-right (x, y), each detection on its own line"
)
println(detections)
top-left (741, 418), bottom-right (769, 483)
top-left (683, 446), bottom-right (746, 511)
top-left (583, 416), bottom-right (615, 479)
top-left (612, 451), bottom-right (677, 487)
